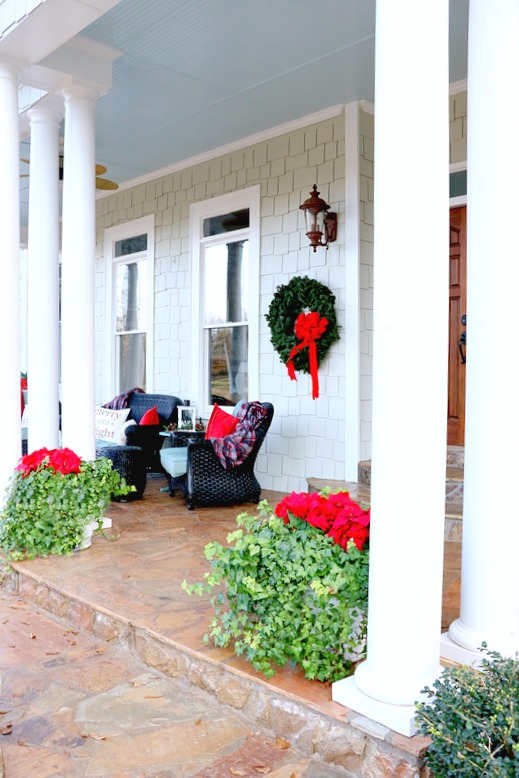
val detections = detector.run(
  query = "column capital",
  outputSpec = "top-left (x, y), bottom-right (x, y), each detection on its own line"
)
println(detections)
top-left (62, 83), bottom-right (99, 104)
top-left (0, 60), bottom-right (19, 81)
top-left (27, 104), bottom-right (64, 127)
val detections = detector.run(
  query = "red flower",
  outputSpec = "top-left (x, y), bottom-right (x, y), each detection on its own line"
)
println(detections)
top-left (16, 447), bottom-right (51, 475)
top-left (276, 490), bottom-right (370, 554)
top-left (275, 492), bottom-right (312, 522)
top-left (327, 521), bottom-right (369, 552)
top-left (47, 448), bottom-right (82, 475)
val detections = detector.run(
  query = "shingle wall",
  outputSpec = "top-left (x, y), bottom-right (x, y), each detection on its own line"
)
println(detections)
top-left (450, 89), bottom-right (467, 164)
top-left (359, 108), bottom-right (374, 461)
top-left (96, 114), bottom-right (347, 492)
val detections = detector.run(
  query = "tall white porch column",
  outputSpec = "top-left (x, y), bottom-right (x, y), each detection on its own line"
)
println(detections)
top-left (445, 0), bottom-right (519, 660)
top-left (333, 0), bottom-right (449, 736)
top-left (0, 63), bottom-right (21, 501)
top-left (61, 85), bottom-right (98, 460)
top-left (27, 105), bottom-right (62, 452)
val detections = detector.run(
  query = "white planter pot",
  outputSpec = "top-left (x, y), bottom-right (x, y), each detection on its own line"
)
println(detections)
top-left (75, 522), bottom-right (95, 551)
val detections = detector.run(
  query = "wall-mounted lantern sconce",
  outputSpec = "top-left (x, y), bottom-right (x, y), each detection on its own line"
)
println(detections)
top-left (299, 184), bottom-right (337, 251)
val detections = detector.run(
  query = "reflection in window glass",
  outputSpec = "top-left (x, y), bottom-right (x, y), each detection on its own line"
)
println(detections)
top-left (208, 326), bottom-right (248, 405)
top-left (203, 209), bottom-right (249, 237)
top-left (203, 240), bottom-right (248, 325)
top-left (115, 262), bottom-right (147, 332)
top-left (117, 333), bottom-right (146, 392)
top-left (115, 234), bottom-right (147, 257)
top-left (450, 170), bottom-right (467, 198)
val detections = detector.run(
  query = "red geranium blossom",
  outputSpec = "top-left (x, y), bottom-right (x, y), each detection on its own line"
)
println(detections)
top-left (275, 490), bottom-right (370, 553)
top-left (16, 447), bottom-right (83, 478)
top-left (47, 448), bottom-right (82, 475)
top-left (16, 447), bottom-right (51, 476)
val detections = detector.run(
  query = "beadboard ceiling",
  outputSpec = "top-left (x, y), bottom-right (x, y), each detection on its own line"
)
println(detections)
top-left (17, 0), bottom-right (469, 226)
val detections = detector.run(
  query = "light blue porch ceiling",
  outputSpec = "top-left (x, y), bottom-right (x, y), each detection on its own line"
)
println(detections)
top-left (19, 0), bottom-right (468, 219)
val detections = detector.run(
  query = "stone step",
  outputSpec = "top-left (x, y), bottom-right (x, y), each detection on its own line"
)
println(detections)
top-left (445, 465), bottom-right (464, 505)
top-left (357, 463), bottom-right (465, 507)
top-left (311, 447), bottom-right (466, 542)
top-left (358, 447), bottom-right (465, 489)
top-left (2, 557), bottom-right (430, 776)
top-left (447, 445), bottom-right (465, 468)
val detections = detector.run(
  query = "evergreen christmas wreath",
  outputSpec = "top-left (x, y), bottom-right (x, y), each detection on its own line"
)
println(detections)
top-left (265, 276), bottom-right (339, 397)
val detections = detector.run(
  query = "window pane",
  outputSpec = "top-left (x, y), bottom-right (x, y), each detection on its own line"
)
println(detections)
top-left (203, 240), bottom-right (248, 325)
top-left (203, 209), bottom-right (249, 237)
top-left (115, 234), bottom-right (147, 256)
top-left (208, 326), bottom-right (248, 406)
top-left (117, 333), bottom-right (146, 392)
top-left (450, 170), bottom-right (467, 198)
top-left (115, 262), bottom-right (147, 332)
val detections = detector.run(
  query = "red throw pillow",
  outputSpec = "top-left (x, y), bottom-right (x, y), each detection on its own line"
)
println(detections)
top-left (139, 405), bottom-right (160, 425)
top-left (205, 403), bottom-right (239, 439)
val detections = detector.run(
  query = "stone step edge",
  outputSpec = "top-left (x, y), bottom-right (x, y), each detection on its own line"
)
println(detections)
top-left (1, 564), bottom-right (429, 772)
top-left (307, 478), bottom-right (463, 541)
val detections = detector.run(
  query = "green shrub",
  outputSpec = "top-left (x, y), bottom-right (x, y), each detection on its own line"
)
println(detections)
top-left (416, 646), bottom-right (519, 777)
top-left (182, 495), bottom-right (370, 682)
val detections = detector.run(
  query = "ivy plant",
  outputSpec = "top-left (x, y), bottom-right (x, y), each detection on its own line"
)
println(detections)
top-left (416, 646), bottom-right (519, 777)
top-left (0, 448), bottom-right (133, 560)
top-left (182, 499), bottom-right (369, 682)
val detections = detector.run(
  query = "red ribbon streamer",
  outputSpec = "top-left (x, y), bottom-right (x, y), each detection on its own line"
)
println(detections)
top-left (286, 312), bottom-right (329, 399)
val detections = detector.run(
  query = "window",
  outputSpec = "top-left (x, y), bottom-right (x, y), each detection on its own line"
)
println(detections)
top-left (190, 187), bottom-right (259, 416)
top-left (104, 216), bottom-right (154, 397)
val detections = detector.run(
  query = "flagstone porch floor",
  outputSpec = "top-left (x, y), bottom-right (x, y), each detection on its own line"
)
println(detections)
top-left (0, 477), bottom-right (461, 777)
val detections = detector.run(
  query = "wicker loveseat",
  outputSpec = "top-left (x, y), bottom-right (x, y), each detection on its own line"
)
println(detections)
top-left (162, 401), bottom-right (274, 510)
top-left (96, 393), bottom-right (183, 495)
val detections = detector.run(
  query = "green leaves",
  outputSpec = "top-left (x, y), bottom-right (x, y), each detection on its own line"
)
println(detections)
top-left (416, 646), bottom-right (519, 776)
top-left (182, 500), bottom-right (369, 683)
top-left (0, 455), bottom-right (133, 560)
top-left (265, 275), bottom-right (340, 374)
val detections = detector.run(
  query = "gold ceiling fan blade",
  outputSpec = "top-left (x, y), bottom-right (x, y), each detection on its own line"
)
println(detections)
top-left (96, 176), bottom-right (119, 190)
top-left (20, 154), bottom-right (119, 190)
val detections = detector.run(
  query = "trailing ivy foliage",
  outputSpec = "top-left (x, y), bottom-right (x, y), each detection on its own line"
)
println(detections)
top-left (0, 455), bottom-right (132, 560)
top-left (182, 500), bottom-right (369, 682)
top-left (416, 646), bottom-right (519, 777)
top-left (265, 275), bottom-right (340, 374)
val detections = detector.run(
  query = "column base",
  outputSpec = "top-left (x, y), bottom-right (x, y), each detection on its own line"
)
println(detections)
top-left (332, 676), bottom-right (418, 737)
top-left (440, 631), bottom-right (482, 667)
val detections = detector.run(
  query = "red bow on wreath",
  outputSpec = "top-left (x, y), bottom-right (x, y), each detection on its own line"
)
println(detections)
top-left (287, 311), bottom-right (329, 399)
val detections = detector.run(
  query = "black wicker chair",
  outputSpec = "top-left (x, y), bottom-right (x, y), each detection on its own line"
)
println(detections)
top-left (95, 445), bottom-right (147, 501)
top-left (178, 402), bottom-right (274, 510)
top-left (97, 392), bottom-right (183, 475)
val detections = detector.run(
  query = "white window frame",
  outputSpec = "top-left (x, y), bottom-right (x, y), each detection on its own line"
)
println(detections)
top-left (103, 215), bottom-right (155, 399)
top-left (190, 186), bottom-right (260, 417)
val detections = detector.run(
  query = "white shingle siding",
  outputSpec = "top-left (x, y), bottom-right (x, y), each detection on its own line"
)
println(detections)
top-left (450, 89), bottom-right (467, 165)
top-left (96, 114), bottom-right (346, 492)
top-left (359, 108), bottom-right (375, 461)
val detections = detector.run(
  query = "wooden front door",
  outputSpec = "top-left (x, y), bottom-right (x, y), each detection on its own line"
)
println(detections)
top-left (447, 206), bottom-right (467, 446)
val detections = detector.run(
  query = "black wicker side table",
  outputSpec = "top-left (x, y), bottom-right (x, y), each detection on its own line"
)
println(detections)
top-left (96, 445), bottom-right (147, 501)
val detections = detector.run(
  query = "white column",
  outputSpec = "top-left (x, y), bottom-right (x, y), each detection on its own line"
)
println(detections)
top-left (343, 101), bottom-right (362, 480)
top-left (0, 63), bottom-right (21, 501)
top-left (27, 105), bottom-right (63, 452)
top-left (333, 0), bottom-right (449, 736)
top-left (60, 85), bottom-right (98, 460)
top-left (444, 0), bottom-right (519, 661)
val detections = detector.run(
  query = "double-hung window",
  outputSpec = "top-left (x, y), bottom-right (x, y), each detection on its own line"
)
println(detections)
top-left (104, 215), bottom-right (154, 397)
top-left (190, 187), bottom-right (259, 415)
